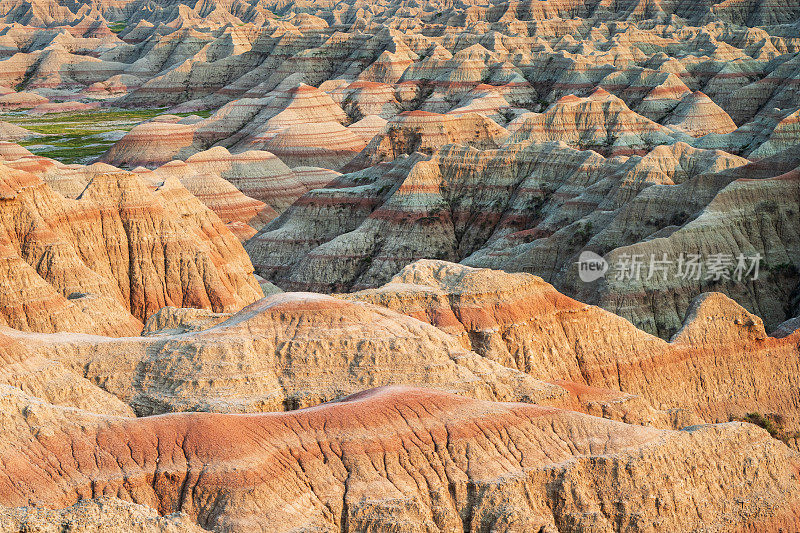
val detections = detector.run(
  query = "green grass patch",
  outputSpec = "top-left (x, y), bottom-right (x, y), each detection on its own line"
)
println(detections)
top-left (2, 108), bottom-right (213, 130)
top-left (176, 110), bottom-right (213, 118)
top-left (0, 108), bottom-right (158, 164)
top-left (18, 130), bottom-right (117, 164)
top-left (109, 21), bottom-right (127, 34)
top-left (741, 412), bottom-right (799, 445)
top-left (19, 132), bottom-right (107, 147)
top-left (16, 123), bottom-right (112, 135)
top-left (2, 108), bottom-right (169, 126)
top-left (0, 107), bottom-right (215, 164)
top-left (22, 144), bottom-right (109, 164)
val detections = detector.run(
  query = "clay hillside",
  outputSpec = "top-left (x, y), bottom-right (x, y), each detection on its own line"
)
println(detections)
top-left (0, 0), bottom-right (798, 531)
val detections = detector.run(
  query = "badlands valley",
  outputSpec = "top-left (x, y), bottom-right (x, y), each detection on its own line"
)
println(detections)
top-left (0, 0), bottom-right (798, 531)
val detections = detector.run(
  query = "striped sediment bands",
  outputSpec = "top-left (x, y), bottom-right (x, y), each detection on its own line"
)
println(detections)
top-left (246, 141), bottom-right (617, 291)
top-left (590, 168), bottom-right (800, 339)
top-left (247, 135), bottom-right (782, 336)
top-left (139, 147), bottom-right (339, 238)
top-left (0, 162), bottom-right (262, 336)
top-left (259, 122), bottom-right (366, 169)
top-left (0, 330), bottom-right (134, 415)
top-left (3, 384), bottom-right (800, 531)
top-left (338, 81), bottom-right (399, 118)
top-left (663, 91), bottom-right (737, 136)
top-left (0, 91), bottom-right (48, 110)
top-left (12, 290), bottom-right (572, 413)
top-left (149, 159), bottom-right (272, 239)
top-left (100, 121), bottom-right (197, 168)
top-left (2, 264), bottom-right (800, 529)
top-left (750, 109), bottom-right (800, 158)
top-left (347, 114), bottom-right (389, 141)
top-left (507, 88), bottom-right (679, 154)
top-left (7, 0), bottom-right (791, 187)
top-left (344, 110), bottom-right (509, 170)
top-left (0, 2), bottom-right (797, 531)
top-left (346, 260), bottom-right (800, 431)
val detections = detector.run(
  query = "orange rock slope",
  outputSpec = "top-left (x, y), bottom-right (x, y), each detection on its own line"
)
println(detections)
top-left (0, 0), bottom-right (797, 530)
top-left (0, 258), bottom-right (798, 529)
top-left (2, 259), bottom-right (796, 436)
top-left (348, 260), bottom-right (800, 435)
top-left (1, 385), bottom-right (800, 532)
top-left (0, 160), bottom-right (261, 336)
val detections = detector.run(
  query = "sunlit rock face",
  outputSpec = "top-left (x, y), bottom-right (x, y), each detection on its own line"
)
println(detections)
top-left (0, 162), bottom-right (261, 336)
top-left (3, 384), bottom-right (800, 532)
top-left (0, 0), bottom-right (797, 531)
top-left (247, 137), bottom-right (797, 340)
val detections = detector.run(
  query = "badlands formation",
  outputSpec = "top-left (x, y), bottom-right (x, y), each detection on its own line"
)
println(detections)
top-left (0, 0), bottom-right (798, 531)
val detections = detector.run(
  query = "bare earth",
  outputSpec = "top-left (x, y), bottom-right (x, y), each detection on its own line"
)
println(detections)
top-left (0, 0), bottom-right (798, 531)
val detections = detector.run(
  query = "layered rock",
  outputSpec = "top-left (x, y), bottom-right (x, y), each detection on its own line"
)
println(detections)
top-left (100, 119), bottom-right (198, 169)
top-left (0, 0), bottom-right (793, 170)
top-left (3, 256), bottom-right (796, 440)
top-left (347, 110), bottom-right (509, 170)
top-left (0, 121), bottom-right (34, 141)
top-left (203, 82), bottom-right (362, 168)
top-left (584, 166), bottom-right (800, 337)
top-left (0, 328), bottom-right (133, 416)
top-left (27, 292), bottom-right (563, 415)
top-left (1, 385), bottom-right (799, 532)
top-left (145, 158), bottom-right (272, 240)
top-left (0, 91), bottom-right (47, 110)
top-left (664, 91), bottom-right (738, 137)
top-left (749, 109), bottom-right (800, 159)
top-left (247, 138), bottom-right (749, 304)
top-left (338, 80), bottom-right (400, 119)
top-left (348, 260), bottom-right (800, 434)
top-left (346, 113), bottom-right (388, 142)
top-left (174, 147), bottom-right (338, 215)
top-left (0, 162), bottom-right (261, 335)
top-left (0, 497), bottom-right (203, 533)
top-left (140, 306), bottom-right (233, 336)
top-left (0, 46), bottom-right (124, 90)
top-left (261, 121), bottom-right (366, 169)
top-left (508, 88), bottom-right (679, 155)
top-left (0, 3), bottom-right (798, 531)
